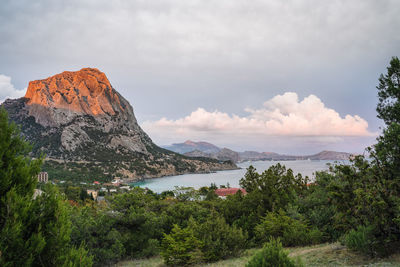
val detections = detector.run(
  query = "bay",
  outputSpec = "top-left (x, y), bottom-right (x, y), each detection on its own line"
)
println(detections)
top-left (133, 160), bottom-right (348, 193)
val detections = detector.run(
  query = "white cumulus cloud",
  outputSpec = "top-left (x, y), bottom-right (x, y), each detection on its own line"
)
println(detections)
top-left (142, 92), bottom-right (374, 147)
top-left (0, 74), bottom-right (25, 103)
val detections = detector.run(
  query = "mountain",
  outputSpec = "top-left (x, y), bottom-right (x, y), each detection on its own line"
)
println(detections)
top-left (237, 150), bottom-right (352, 161)
top-left (163, 140), bottom-right (221, 154)
top-left (168, 141), bottom-right (353, 162)
top-left (302, 151), bottom-right (352, 161)
top-left (238, 151), bottom-right (281, 161)
top-left (1, 68), bottom-right (236, 182)
top-left (184, 148), bottom-right (240, 163)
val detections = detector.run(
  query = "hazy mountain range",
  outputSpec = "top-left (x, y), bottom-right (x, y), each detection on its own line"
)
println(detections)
top-left (164, 140), bottom-right (353, 163)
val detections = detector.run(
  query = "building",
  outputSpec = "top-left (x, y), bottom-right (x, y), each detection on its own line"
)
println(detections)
top-left (86, 190), bottom-right (98, 200)
top-left (112, 178), bottom-right (122, 184)
top-left (37, 172), bottom-right (48, 183)
top-left (214, 188), bottom-right (247, 199)
top-left (120, 186), bottom-right (131, 191)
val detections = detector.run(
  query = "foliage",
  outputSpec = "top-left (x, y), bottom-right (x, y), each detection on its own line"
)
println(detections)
top-left (376, 56), bottom-right (400, 124)
top-left (217, 189), bottom-right (260, 242)
top-left (246, 238), bottom-right (298, 267)
top-left (240, 164), bottom-right (307, 213)
top-left (69, 206), bottom-right (125, 263)
top-left (161, 224), bottom-right (203, 266)
top-left (344, 225), bottom-right (376, 255)
top-left (190, 213), bottom-right (248, 262)
top-left (298, 171), bottom-right (339, 241)
top-left (0, 108), bottom-right (92, 266)
top-left (161, 201), bottom-right (210, 230)
top-left (255, 210), bottom-right (322, 247)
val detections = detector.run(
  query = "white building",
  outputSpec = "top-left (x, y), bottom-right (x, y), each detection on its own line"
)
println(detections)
top-left (37, 172), bottom-right (48, 183)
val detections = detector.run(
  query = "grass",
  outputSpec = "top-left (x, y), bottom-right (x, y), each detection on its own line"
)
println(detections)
top-left (116, 243), bottom-right (400, 267)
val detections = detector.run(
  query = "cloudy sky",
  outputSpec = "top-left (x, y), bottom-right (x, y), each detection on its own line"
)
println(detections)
top-left (1, 0), bottom-right (399, 154)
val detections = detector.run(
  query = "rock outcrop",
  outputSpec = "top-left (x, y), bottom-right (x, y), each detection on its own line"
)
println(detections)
top-left (2, 68), bottom-right (237, 182)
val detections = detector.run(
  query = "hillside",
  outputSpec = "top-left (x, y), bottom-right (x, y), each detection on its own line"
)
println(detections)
top-left (118, 243), bottom-right (400, 267)
top-left (163, 140), bottom-right (221, 154)
top-left (1, 68), bottom-right (236, 182)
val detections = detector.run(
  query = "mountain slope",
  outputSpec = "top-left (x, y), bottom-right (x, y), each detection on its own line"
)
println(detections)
top-left (2, 68), bottom-right (236, 182)
top-left (163, 140), bottom-right (221, 154)
top-left (184, 148), bottom-right (240, 162)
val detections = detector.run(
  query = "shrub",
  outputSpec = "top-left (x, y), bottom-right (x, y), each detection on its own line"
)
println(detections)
top-left (190, 214), bottom-right (248, 261)
top-left (255, 210), bottom-right (322, 246)
top-left (246, 238), bottom-right (298, 267)
top-left (161, 224), bottom-right (203, 266)
top-left (344, 225), bottom-right (376, 255)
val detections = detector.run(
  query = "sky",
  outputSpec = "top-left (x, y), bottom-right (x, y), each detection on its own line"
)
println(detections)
top-left (1, 0), bottom-right (399, 154)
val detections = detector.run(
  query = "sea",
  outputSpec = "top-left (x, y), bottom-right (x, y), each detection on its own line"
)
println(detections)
top-left (132, 160), bottom-right (349, 193)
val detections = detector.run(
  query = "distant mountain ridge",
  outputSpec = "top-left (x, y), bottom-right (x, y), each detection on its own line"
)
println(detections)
top-left (163, 140), bottom-right (220, 154)
top-left (165, 140), bottom-right (353, 162)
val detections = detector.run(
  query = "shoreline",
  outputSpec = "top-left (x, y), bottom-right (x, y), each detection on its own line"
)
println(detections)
top-left (125, 165), bottom-right (241, 184)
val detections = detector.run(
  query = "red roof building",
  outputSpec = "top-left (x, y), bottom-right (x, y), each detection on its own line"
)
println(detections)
top-left (214, 188), bottom-right (247, 198)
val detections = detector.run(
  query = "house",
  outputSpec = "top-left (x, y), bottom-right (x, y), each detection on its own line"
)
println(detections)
top-left (103, 183), bottom-right (119, 187)
top-left (87, 189), bottom-right (98, 200)
top-left (93, 181), bottom-right (100, 185)
top-left (112, 178), bottom-right (123, 184)
top-left (214, 188), bottom-right (247, 199)
top-left (109, 189), bottom-right (117, 193)
top-left (120, 186), bottom-right (131, 191)
top-left (37, 172), bottom-right (48, 183)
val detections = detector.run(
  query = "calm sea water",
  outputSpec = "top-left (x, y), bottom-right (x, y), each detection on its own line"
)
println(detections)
top-left (133, 160), bottom-right (348, 193)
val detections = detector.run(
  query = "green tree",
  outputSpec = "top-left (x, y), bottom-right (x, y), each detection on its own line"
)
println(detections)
top-left (69, 206), bottom-right (125, 264)
top-left (298, 171), bottom-right (338, 241)
top-left (255, 210), bottom-right (322, 247)
top-left (161, 224), bottom-right (203, 266)
top-left (107, 188), bottom-right (163, 258)
top-left (322, 57), bottom-right (400, 255)
top-left (0, 108), bottom-right (92, 266)
top-left (376, 56), bottom-right (400, 124)
top-left (190, 213), bottom-right (247, 262)
top-left (240, 164), bottom-right (307, 213)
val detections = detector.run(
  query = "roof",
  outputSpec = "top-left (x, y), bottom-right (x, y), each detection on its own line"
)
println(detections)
top-left (214, 188), bottom-right (247, 197)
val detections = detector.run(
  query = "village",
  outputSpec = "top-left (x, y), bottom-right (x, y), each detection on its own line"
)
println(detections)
top-left (35, 171), bottom-right (248, 202)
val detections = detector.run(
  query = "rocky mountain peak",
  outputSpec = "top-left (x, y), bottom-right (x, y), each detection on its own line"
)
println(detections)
top-left (25, 68), bottom-right (127, 119)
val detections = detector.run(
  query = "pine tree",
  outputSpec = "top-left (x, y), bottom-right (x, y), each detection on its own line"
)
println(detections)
top-left (0, 108), bottom-right (92, 266)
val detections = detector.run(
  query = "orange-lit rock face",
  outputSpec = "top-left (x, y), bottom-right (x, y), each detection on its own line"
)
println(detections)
top-left (25, 68), bottom-right (125, 116)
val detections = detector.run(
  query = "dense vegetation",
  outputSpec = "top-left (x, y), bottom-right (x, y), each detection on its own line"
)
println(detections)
top-left (0, 108), bottom-right (93, 266)
top-left (1, 57), bottom-right (399, 266)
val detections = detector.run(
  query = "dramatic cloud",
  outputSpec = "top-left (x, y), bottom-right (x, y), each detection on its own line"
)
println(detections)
top-left (0, 74), bottom-right (25, 103)
top-left (142, 92), bottom-right (374, 151)
top-left (0, 0), bottom-right (396, 152)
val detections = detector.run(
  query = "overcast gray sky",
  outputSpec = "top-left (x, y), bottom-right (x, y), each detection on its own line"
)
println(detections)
top-left (1, 0), bottom-right (399, 154)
